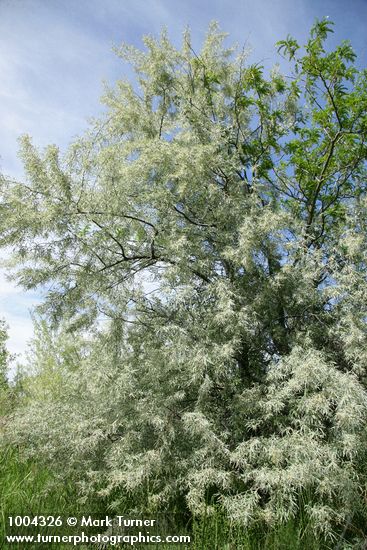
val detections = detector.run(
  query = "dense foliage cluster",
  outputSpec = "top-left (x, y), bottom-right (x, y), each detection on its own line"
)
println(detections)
top-left (1, 20), bottom-right (367, 542)
top-left (0, 319), bottom-right (12, 417)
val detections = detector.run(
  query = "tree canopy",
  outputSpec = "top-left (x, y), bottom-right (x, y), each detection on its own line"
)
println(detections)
top-left (2, 19), bottom-right (367, 541)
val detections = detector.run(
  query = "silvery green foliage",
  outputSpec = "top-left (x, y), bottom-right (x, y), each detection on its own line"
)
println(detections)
top-left (0, 318), bottom-right (11, 414)
top-left (2, 20), bottom-right (367, 540)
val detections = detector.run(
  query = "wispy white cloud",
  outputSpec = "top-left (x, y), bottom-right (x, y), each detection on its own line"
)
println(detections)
top-left (0, 271), bottom-right (40, 361)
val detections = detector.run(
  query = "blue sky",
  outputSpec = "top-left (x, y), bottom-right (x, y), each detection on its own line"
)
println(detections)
top-left (1, 0), bottom-right (367, 361)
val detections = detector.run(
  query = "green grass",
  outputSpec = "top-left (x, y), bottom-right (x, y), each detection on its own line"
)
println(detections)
top-left (0, 445), bottom-right (82, 548)
top-left (0, 445), bottom-right (350, 549)
top-left (190, 512), bottom-right (328, 550)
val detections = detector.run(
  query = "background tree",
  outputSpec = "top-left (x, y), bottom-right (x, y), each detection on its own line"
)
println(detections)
top-left (1, 19), bottom-right (367, 542)
top-left (0, 319), bottom-right (12, 416)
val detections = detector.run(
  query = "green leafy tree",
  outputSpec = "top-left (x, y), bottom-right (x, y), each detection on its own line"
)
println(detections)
top-left (0, 319), bottom-right (9, 380)
top-left (2, 19), bottom-right (367, 541)
top-left (0, 319), bottom-right (11, 415)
